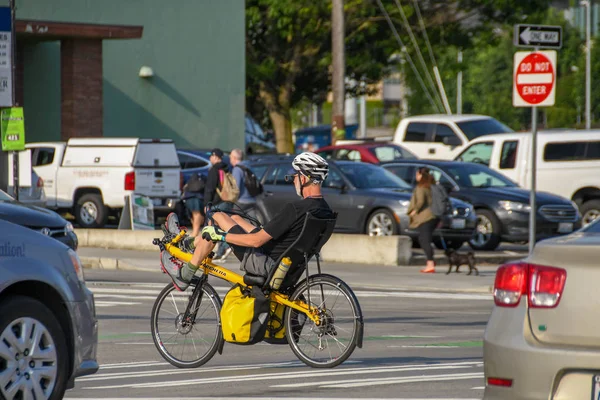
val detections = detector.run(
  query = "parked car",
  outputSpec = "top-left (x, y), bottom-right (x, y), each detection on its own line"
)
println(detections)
top-left (382, 160), bottom-right (582, 251)
top-left (176, 149), bottom-right (213, 184)
top-left (246, 156), bottom-right (476, 246)
top-left (0, 188), bottom-right (78, 250)
top-left (483, 218), bottom-right (600, 399)
top-left (26, 138), bottom-right (182, 228)
top-left (454, 129), bottom-right (600, 227)
top-left (316, 142), bottom-right (418, 164)
top-left (392, 114), bottom-right (514, 160)
top-left (0, 219), bottom-right (98, 399)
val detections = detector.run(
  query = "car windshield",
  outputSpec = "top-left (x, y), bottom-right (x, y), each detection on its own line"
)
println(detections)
top-left (445, 163), bottom-right (518, 188)
top-left (338, 163), bottom-right (412, 190)
top-left (0, 189), bottom-right (14, 201)
top-left (456, 118), bottom-right (514, 141)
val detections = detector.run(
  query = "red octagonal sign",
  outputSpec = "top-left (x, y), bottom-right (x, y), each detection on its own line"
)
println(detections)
top-left (513, 51), bottom-right (556, 107)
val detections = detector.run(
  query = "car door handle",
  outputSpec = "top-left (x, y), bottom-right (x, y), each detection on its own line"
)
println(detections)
top-left (263, 191), bottom-right (274, 197)
top-left (429, 148), bottom-right (436, 154)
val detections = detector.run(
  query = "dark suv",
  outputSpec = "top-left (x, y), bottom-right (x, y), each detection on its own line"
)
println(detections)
top-left (0, 219), bottom-right (98, 399)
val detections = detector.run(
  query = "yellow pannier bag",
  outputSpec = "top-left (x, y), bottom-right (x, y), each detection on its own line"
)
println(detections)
top-left (220, 284), bottom-right (269, 345)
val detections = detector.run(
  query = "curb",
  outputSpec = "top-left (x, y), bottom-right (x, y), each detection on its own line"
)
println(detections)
top-left (80, 257), bottom-right (151, 272)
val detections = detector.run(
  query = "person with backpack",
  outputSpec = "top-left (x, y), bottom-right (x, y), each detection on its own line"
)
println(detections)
top-left (204, 148), bottom-right (235, 211)
top-left (230, 148), bottom-right (261, 220)
top-left (407, 167), bottom-right (441, 274)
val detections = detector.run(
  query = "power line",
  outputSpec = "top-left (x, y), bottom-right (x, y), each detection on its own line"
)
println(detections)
top-left (392, 0), bottom-right (444, 111)
top-left (411, 0), bottom-right (437, 68)
top-left (374, 0), bottom-right (441, 112)
top-left (409, 0), bottom-right (453, 114)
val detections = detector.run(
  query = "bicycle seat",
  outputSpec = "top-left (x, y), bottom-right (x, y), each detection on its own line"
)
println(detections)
top-left (243, 273), bottom-right (266, 287)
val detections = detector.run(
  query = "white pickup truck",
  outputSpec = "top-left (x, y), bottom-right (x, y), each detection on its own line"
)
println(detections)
top-left (26, 138), bottom-right (182, 228)
top-left (392, 114), bottom-right (515, 159)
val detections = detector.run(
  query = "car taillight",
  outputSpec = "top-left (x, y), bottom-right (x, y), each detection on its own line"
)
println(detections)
top-left (487, 377), bottom-right (513, 387)
top-left (180, 172), bottom-right (184, 190)
top-left (529, 265), bottom-right (566, 308)
top-left (37, 177), bottom-right (44, 188)
top-left (493, 263), bottom-right (527, 307)
top-left (125, 171), bottom-right (135, 191)
top-left (493, 262), bottom-right (566, 309)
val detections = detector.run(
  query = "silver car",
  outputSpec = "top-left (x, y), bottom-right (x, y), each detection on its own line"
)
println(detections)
top-left (484, 218), bottom-right (600, 399)
top-left (0, 219), bottom-right (98, 399)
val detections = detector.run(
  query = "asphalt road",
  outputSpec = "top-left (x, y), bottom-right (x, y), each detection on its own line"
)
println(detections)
top-left (64, 269), bottom-right (492, 400)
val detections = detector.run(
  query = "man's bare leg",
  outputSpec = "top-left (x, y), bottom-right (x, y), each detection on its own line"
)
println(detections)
top-left (231, 214), bottom-right (257, 233)
top-left (190, 212), bottom-right (239, 266)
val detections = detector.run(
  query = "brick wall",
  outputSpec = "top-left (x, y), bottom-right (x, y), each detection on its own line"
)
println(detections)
top-left (61, 38), bottom-right (102, 140)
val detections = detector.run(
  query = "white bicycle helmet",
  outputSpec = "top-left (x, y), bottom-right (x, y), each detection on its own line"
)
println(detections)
top-left (292, 152), bottom-right (329, 183)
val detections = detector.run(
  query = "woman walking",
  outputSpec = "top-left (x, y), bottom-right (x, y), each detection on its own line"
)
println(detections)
top-left (407, 167), bottom-right (440, 273)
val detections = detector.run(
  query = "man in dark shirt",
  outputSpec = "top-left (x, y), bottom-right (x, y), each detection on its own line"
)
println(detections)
top-left (204, 148), bottom-right (229, 208)
top-left (161, 152), bottom-right (334, 291)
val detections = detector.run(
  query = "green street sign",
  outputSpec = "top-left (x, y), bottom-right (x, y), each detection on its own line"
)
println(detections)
top-left (1, 107), bottom-right (25, 151)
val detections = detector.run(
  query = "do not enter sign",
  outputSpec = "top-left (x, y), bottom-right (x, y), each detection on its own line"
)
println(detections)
top-left (513, 50), bottom-right (556, 107)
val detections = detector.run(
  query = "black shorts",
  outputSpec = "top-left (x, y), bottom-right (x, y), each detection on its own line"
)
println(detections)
top-left (227, 224), bottom-right (260, 262)
top-left (227, 225), bottom-right (276, 278)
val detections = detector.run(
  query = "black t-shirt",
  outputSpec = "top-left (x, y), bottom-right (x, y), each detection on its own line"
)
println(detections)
top-left (262, 197), bottom-right (334, 264)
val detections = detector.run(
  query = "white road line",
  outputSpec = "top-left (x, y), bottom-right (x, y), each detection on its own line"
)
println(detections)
top-left (94, 301), bottom-right (142, 307)
top-left (70, 397), bottom-right (482, 400)
top-left (317, 372), bottom-right (484, 389)
top-left (82, 363), bottom-right (473, 383)
top-left (84, 361), bottom-right (482, 389)
top-left (100, 361), bottom-right (165, 369)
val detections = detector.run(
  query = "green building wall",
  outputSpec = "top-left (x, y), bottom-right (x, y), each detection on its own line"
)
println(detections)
top-left (16, 0), bottom-right (245, 150)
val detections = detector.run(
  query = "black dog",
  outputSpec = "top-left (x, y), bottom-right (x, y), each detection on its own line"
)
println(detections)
top-left (445, 249), bottom-right (478, 276)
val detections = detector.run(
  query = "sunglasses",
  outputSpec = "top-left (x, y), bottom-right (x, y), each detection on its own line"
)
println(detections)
top-left (284, 174), bottom-right (298, 183)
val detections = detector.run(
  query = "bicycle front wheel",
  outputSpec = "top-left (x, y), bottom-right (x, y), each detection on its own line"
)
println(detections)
top-left (285, 274), bottom-right (363, 368)
top-left (151, 280), bottom-right (222, 368)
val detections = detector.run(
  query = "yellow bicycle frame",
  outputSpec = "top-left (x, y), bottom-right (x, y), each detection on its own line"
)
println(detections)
top-left (163, 233), bottom-right (322, 325)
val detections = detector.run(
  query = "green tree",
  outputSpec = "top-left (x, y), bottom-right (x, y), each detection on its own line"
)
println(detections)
top-left (246, 0), bottom-right (397, 153)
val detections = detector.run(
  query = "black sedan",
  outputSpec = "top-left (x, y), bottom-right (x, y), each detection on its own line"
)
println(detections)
top-left (245, 156), bottom-right (476, 246)
top-left (382, 160), bottom-right (582, 251)
top-left (0, 189), bottom-right (78, 250)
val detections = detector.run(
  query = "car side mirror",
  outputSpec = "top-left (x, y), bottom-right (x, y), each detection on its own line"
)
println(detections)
top-left (443, 136), bottom-right (462, 147)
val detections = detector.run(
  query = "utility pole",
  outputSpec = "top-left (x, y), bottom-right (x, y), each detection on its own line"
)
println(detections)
top-left (331, 0), bottom-right (345, 145)
top-left (584, 0), bottom-right (592, 129)
top-left (457, 50), bottom-right (463, 115)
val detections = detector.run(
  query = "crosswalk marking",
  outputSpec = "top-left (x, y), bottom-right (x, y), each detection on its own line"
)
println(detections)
top-left (84, 361), bottom-right (482, 390)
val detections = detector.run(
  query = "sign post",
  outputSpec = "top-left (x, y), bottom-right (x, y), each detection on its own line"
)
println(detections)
top-left (0, 1), bottom-right (16, 199)
top-left (513, 37), bottom-right (558, 254)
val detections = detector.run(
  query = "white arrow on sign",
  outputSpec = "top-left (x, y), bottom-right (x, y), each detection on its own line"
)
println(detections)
top-left (520, 27), bottom-right (560, 45)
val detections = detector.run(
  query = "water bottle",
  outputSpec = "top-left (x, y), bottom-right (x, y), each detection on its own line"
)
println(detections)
top-left (269, 257), bottom-right (292, 290)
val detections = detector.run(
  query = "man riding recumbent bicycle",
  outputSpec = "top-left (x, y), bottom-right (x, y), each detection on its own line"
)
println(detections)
top-left (151, 152), bottom-right (364, 369)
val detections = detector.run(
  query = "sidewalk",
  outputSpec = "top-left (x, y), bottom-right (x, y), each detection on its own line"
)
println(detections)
top-left (78, 247), bottom-right (502, 294)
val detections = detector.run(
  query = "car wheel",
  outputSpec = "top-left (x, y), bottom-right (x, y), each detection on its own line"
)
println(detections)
top-left (0, 296), bottom-right (69, 400)
top-left (468, 209), bottom-right (501, 251)
top-left (580, 199), bottom-right (600, 227)
top-left (433, 238), bottom-right (464, 250)
top-left (366, 209), bottom-right (398, 236)
top-left (75, 193), bottom-right (108, 228)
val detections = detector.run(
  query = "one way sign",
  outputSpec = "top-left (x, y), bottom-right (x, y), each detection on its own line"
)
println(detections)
top-left (514, 24), bottom-right (562, 49)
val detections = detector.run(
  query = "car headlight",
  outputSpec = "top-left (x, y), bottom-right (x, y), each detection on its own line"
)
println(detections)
top-left (68, 249), bottom-right (85, 283)
top-left (64, 222), bottom-right (74, 234)
top-left (499, 200), bottom-right (531, 212)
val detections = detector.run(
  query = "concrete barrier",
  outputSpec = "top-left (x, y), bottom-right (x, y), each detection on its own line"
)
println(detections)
top-left (74, 229), bottom-right (414, 266)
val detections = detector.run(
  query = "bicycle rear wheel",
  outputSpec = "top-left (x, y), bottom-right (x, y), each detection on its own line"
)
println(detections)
top-left (151, 280), bottom-right (222, 368)
top-left (285, 274), bottom-right (363, 368)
